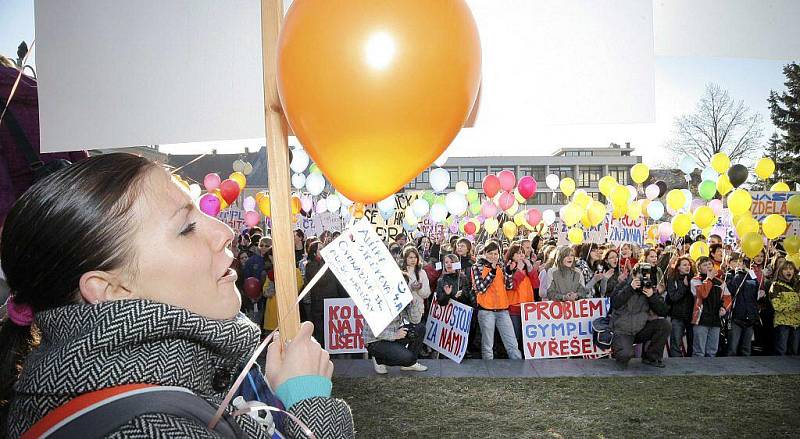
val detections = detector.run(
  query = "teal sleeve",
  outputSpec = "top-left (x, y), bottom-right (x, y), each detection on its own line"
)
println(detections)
top-left (275, 375), bottom-right (333, 410)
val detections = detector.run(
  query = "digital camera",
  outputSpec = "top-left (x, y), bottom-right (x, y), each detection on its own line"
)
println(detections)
top-left (633, 263), bottom-right (658, 289)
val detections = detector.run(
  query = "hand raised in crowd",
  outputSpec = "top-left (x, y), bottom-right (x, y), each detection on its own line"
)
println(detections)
top-left (507, 261), bottom-right (517, 271)
top-left (532, 260), bottom-right (541, 271)
top-left (642, 287), bottom-right (654, 297)
top-left (592, 272), bottom-right (604, 281)
top-left (718, 307), bottom-right (727, 317)
top-left (708, 268), bottom-right (718, 280)
top-left (444, 284), bottom-right (453, 295)
top-left (619, 269), bottom-right (629, 282)
top-left (603, 269), bottom-right (615, 280)
top-left (454, 290), bottom-right (462, 298)
top-left (266, 321), bottom-right (333, 391)
top-left (565, 291), bottom-right (578, 301)
top-left (395, 327), bottom-right (409, 340)
top-left (657, 283), bottom-right (666, 294)
top-left (630, 276), bottom-right (641, 290)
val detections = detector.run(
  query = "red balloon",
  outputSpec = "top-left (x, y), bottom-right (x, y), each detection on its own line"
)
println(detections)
top-left (482, 174), bottom-right (501, 198)
top-left (244, 277), bottom-right (262, 301)
top-left (498, 170), bottom-right (516, 192)
top-left (219, 179), bottom-right (241, 204)
top-left (464, 221), bottom-right (477, 235)
top-left (526, 208), bottom-right (542, 227)
top-left (517, 176), bottom-right (538, 199)
top-left (498, 191), bottom-right (515, 211)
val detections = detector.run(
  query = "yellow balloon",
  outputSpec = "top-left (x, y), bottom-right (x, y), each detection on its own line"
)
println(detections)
top-left (716, 174), bottom-right (733, 196)
top-left (514, 212), bottom-right (525, 226)
top-left (672, 213), bottom-right (692, 236)
top-left (666, 189), bottom-right (686, 211)
top-left (693, 206), bottom-right (716, 229)
top-left (291, 196), bottom-right (302, 215)
top-left (784, 236), bottom-right (800, 255)
top-left (229, 172), bottom-right (247, 189)
top-left (689, 241), bottom-right (709, 261)
top-left (484, 217), bottom-right (499, 235)
top-left (762, 214), bottom-right (787, 239)
top-left (771, 181), bottom-right (791, 192)
top-left (755, 158), bottom-right (775, 180)
top-left (587, 201), bottom-right (607, 226)
top-left (612, 203), bottom-right (627, 219)
top-left (611, 185), bottom-right (629, 207)
top-left (630, 163), bottom-right (650, 184)
top-left (789, 194), bottom-right (800, 216)
top-left (735, 216), bottom-right (759, 237)
top-left (560, 177), bottom-right (576, 197)
top-left (258, 196), bottom-right (271, 216)
top-left (727, 189), bottom-right (752, 215)
top-left (711, 152), bottom-right (731, 173)
top-left (502, 221), bottom-right (518, 240)
top-left (212, 189), bottom-right (230, 210)
top-left (787, 253), bottom-right (800, 267)
top-left (562, 203), bottom-right (582, 227)
top-left (574, 190), bottom-right (591, 208)
top-left (598, 176), bottom-right (617, 197)
top-left (471, 219), bottom-right (482, 235)
top-left (568, 227), bottom-right (584, 245)
top-left (627, 201), bottom-right (643, 220)
top-left (255, 191), bottom-right (266, 203)
top-left (741, 232), bottom-right (764, 259)
top-left (581, 211), bottom-right (592, 229)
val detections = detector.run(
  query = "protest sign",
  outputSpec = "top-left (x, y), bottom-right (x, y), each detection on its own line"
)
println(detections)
top-left (296, 211), bottom-right (344, 238)
top-left (363, 192), bottom-right (420, 242)
top-left (320, 218), bottom-right (413, 335)
top-left (751, 191), bottom-right (800, 235)
top-left (606, 216), bottom-right (646, 246)
top-left (553, 220), bottom-right (609, 246)
top-left (424, 300), bottom-right (473, 363)
top-left (324, 298), bottom-right (367, 354)
top-left (218, 208), bottom-right (248, 233)
top-left (521, 298), bottom-right (610, 359)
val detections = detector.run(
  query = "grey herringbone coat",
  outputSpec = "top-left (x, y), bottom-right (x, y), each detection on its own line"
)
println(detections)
top-left (7, 299), bottom-right (353, 438)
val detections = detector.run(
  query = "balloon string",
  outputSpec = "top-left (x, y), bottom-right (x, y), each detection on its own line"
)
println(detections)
top-left (0, 40), bottom-right (35, 128)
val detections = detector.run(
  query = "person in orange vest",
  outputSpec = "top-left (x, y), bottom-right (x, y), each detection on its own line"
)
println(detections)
top-left (504, 243), bottom-right (539, 351)
top-left (472, 240), bottom-right (522, 359)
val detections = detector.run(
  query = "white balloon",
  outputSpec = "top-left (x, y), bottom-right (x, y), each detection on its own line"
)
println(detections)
top-left (290, 149), bottom-right (310, 173)
top-left (340, 205), bottom-right (351, 219)
top-left (647, 200), bottom-right (664, 220)
top-left (337, 192), bottom-right (353, 207)
top-left (455, 181), bottom-right (469, 195)
top-left (429, 203), bottom-right (448, 223)
top-left (305, 172), bottom-right (325, 196)
top-left (542, 209), bottom-right (556, 225)
top-left (701, 166), bottom-right (719, 182)
top-left (377, 195), bottom-right (396, 212)
top-left (242, 162), bottom-right (253, 176)
top-left (434, 150), bottom-right (450, 167)
top-left (291, 173), bottom-right (306, 189)
top-left (232, 159), bottom-right (245, 173)
top-left (545, 174), bottom-right (560, 191)
top-left (429, 168), bottom-right (450, 193)
top-left (681, 189), bottom-right (693, 211)
top-left (679, 156), bottom-right (697, 175)
top-left (380, 209), bottom-right (394, 220)
top-left (326, 194), bottom-right (341, 213)
top-left (645, 184), bottom-right (659, 200)
top-left (445, 192), bottom-right (467, 216)
top-left (315, 198), bottom-right (327, 214)
top-left (626, 185), bottom-right (638, 203)
top-left (412, 198), bottom-right (430, 218)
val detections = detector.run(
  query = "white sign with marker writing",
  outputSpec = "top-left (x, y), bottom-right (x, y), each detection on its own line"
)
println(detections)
top-left (320, 218), bottom-right (413, 335)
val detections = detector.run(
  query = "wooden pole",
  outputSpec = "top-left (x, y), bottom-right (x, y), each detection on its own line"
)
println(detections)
top-left (261, 0), bottom-right (301, 340)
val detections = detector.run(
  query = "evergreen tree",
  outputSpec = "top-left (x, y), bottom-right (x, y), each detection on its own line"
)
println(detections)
top-left (767, 62), bottom-right (800, 187)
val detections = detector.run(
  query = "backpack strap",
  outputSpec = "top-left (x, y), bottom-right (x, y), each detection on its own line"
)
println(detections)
top-left (0, 98), bottom-right (42, 170)
top-left (23, 384), bottom-right (246, 439)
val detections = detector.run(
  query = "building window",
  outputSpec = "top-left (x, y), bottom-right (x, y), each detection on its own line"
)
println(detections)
top-left (608, 166), bottom-right (629, 185)
top-left (488, 166), bottom-right (511, 175)
top-left (550, 165), bottom-right (574, 180)
top-left (460, 166), bottom-right (487, 188)
top-left (622, 151), bottom-right (631, 156)
top-left (528, 192), bottom-right (550, 205)
top-left (519, 166), bottom-right (546, 181)
top-left (416, 169), bottom-right (429, 185)
top-left (564, 151), bottom-right (593, 157)
top-left (578, 166), bottom-right (602, 188)
top-left (552, 192), bottom-right (570, 205)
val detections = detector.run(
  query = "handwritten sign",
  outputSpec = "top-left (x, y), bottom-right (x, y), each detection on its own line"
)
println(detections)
top-left (521, 298), bottom-right (610, 359)
top-left (320, 218), bottom-right (413, 335)
top-left (296, 211), bottom-right (344, 238)
top-left (324, 298), bottom-right (367, 354)
top-left (606, 216), bottom-right (646, 246)
top-left (364, 192), bottom-right (421, 242)
top-left (751, 191), bottom-right (800, 236)
top-left (423, 300), bottom-right (473, 363)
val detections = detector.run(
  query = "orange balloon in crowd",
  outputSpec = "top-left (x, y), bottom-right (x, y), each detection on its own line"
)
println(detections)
top-left (278, 0), bottom-right (481, 203)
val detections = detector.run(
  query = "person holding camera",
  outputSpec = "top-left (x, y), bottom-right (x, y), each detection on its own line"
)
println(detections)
top-left (725, 254), bottom-right (762, 356)
top-left (363, 274), bottom-right (428, 374)
top-left (691, 256), bottom-right (732, 357)
top-left (665, 256), bottom-right (696, 357)
top-left (608, 262), bottom-right (671, 368)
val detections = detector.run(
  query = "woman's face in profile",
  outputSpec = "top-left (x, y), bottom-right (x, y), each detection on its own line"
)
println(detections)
top-left (126, 169), bottom-right (241, 320)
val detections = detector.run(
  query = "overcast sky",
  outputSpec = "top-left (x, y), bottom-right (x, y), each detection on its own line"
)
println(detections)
top-left (2, 0), bottom-right (796, 167)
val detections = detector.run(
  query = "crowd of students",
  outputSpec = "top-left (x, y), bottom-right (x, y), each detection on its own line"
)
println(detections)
top-left (232, 226), bottom-right (800, 373)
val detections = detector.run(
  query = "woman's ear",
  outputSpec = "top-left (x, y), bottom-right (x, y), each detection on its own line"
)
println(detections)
top-left (79, 271), bottom-right (132, 304)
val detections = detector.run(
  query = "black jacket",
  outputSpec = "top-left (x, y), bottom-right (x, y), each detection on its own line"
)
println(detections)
top-left (305, 257), bottom-right (347, 315)
top-left (436, 271), bottom-right (473, 307)
top-left (666, 274), bottom-right (694, 322)
top-left (609, 279), bottom-right (669, 336)
top-left (726, 270), bottom-right (760, 325)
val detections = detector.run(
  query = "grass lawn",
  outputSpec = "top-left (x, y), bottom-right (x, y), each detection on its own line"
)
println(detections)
top-left (333, 375), bottom-right (800, 438)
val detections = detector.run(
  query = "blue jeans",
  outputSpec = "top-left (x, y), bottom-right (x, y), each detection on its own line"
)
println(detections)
top-left (477, 310), bottom-right (522, 360)
top-left (774, 325), bottom-right (800, 356)
top-left (669, 319), bottom-right (693, 357)
top-left (692, 325), bottom-right (720, 357)
top-left (727, 321), bottom-right (754, 356)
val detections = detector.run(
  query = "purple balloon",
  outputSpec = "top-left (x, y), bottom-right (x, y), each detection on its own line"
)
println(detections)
top-left (199, 194), bottom-right (221, 216)
top-left (243, 196), bottom-right (256, 211)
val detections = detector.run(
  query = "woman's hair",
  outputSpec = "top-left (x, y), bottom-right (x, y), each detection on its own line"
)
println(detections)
top-left (402, 246), bottom-right (422, 278)
top-left (554, 246), bottom-right (575, 271)
top-left (666, 256), bottom-right (696, 281)
top-left (504, 243), bottom-right (522, 265)
top-left (542, 246), bottom-right (558, 270)
top-left (695, 256), bottom-right (712, 273)
top-left (777, 260), bottom-right (797, 282)
top-left (443, 253), bottom-right (460, 269)
top-left (640, 248), bottom-right (658, 263)
top-left (307, 240), bottom-right (322, 260)
top-left (482, 240), bottom-right (500, 256)
top-left (0, 153), bottom-right (158, 426)
top-left (456, 237), bottom-right (473, 256)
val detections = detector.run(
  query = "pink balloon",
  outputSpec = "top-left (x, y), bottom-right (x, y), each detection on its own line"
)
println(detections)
top-left (481, 201), bottom-right (498, 218)
top-left (517, 176), bottom-right (537, 199)
top-left (658, 222), bottom-right (673, 239)
top-left (199, 193), bottom-right (221, 216)
top-left (498, 191), bottom-right (515, 211)
top-left (709, 199), bottom-right (723, 216)
top-left (203, 173), bottom-right (221, 191)
top-left (526, 208), bottom-right (542, 227)
top-left (301, 195), bottom-right (313, 213)
top-left (244, 210), bottom-right (260, 227)
top-left (498, 170), bottom-right (516, 192)
top-left (690, 198), bottom-right (704, 213)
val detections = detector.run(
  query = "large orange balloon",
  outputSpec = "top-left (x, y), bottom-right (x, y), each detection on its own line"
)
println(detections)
top-left (278, 0), bottom-right (481, 203)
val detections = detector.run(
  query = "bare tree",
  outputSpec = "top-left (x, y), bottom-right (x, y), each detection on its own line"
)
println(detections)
top-left (666, 83), bottom-right (763, 167)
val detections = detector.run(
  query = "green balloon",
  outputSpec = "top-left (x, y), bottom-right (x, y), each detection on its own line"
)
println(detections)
top-left (469, 202), bottom-right (481, 215)
top-left (698, 179), bottom-right (717, 200)
top-left (466, 189), bottom-right (479, 202)
top-left (309, 163), bottom-right (322, 174)
top-left (423, 190), bottom-right (435, 203)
